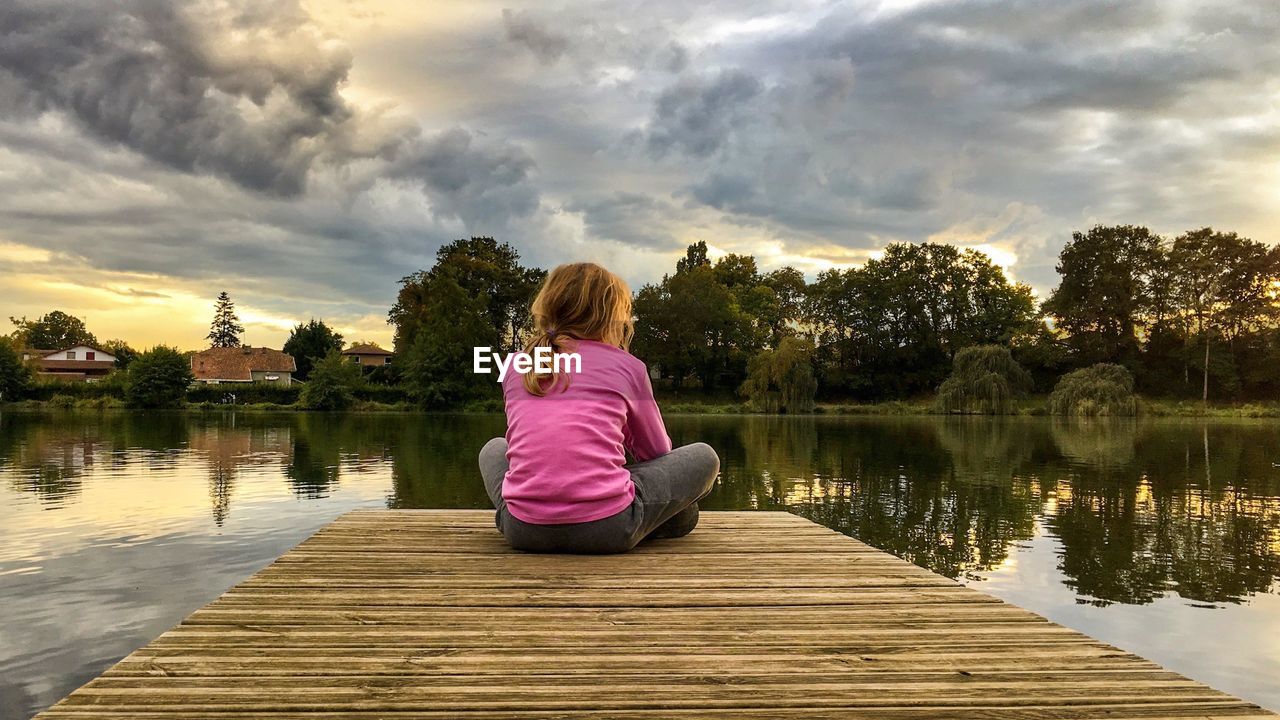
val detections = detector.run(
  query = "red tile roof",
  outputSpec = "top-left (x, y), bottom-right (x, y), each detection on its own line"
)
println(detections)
top-left (343, 343), bottom-right (393, 356)
top-left (191, 346), bottom-right (297, 381)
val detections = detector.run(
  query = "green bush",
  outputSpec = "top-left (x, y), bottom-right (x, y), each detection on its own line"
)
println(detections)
top-left (739, 337), bottom-right (818, 414)
top-left (934, 345), bottom-right (1032, 415)
top-left (48, 394), bottom-right (76, 410)
top-left (186, 382), bottom-right (302, 405)
top-left (25, 379), bottom-right (124, 401)
top-left (461, 397), bottom-right (505, 413)
top-left (353, 384), bottom-right (410, 404)
top-left (126, 346), bottom-right (195, 408)
top-left (1048, 363), bottom-right (1138, 416)
top-left (0, 337), bottom-right (35, 401)
top-left (351, 399), bottom-right (411, 412)
top-left (75, 396), bottom-right (126, 410)
top-left (300, 350), bottom-right (363, 410)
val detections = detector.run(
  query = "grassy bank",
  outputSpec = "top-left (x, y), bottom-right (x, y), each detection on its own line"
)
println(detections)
top-left (0, 397), bottom-right (494, 414)
top-left (661, 396), bottom-right (1280, 417)
top-left (7, 393), bottom-right (1280, 418)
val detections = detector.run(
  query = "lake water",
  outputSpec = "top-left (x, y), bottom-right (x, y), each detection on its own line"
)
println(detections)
top-left (2, 410), bottom-right (1278, 718)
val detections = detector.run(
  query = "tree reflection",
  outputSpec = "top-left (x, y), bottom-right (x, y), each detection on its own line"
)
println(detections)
top-left (1048, 420), bottom-right (1280, 605)
top-left (388, 414), bottom-right (505, 509)
top-left (1, 411), bottom-right (1277, 607)
top-left (1, 411), bottom-right (194, 507)
top-left (791, 418), bottom-right (1043, 580)
top-left (284, 415), bottom-right (345, 499)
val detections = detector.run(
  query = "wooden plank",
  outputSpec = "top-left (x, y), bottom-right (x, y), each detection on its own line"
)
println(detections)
top-left (33, 510), bottom-right (1275, 719)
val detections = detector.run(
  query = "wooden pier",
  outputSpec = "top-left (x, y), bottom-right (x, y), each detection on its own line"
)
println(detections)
top-left (36, 510), bottom-right (1274, 718)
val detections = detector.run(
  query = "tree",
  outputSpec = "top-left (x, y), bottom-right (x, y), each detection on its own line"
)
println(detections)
top-left (283, 319), bottom-right (344, 381)
top-left (101, 339), bottom-right (138, 369)
top-left (1048, 363), bottom-right (1137, 417)
top-left (1043, 225), bottom-right (1163, 368)
top-left (206, 292), bottom-right (244, 348)
top-left (1169, 228), bottom-right (1280, 402)
top-left (390, 237), bottom-right (543, 354)
top-left (676, 240), bottom-right (711, 274)
top-left (126, 346), bottom-right (195, 408)
top-left (739, 337), bottom-right (818, 413)
top-left (634, 260), bottom-right (749, 391)
top-left (300, 350), bottom-right (362, 410)
top-left (714, 253), bottom-right (777, 356)
top-left (934, 345), bottom-right (1032, 415)
top-left (804, 242), bottom-right (1037, 399)
top-left (762, 267), bottom-right (807, 344)
top-left (805, 267), bottom-right (864, 393)
top-left (633, 243), bottom-right (774, 392)
top-left (399, 274), bottom-right (498, 408)
top-left (9, 311), bottom-right (97, 349)
top-left (0, 337), bottom-right (34, 401)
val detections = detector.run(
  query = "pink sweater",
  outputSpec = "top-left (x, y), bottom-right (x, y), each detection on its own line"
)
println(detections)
top-left (500, 339), bottom-right (672, 524)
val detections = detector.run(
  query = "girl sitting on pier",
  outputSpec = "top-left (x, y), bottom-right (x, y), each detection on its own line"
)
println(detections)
top-left (479, 262), bottom-right (720, 553)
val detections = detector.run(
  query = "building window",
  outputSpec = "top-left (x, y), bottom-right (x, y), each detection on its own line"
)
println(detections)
top-left (384, 357), bottom-right (392, 365)
top-left (86, 351), bottom-right (95, 361)
top-left (66, 351), bottom-right (76, 360)
top-left (349, 356), bottom-right (360, 364)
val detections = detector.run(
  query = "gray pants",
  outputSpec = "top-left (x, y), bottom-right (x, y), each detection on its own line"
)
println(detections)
top-left (479, 439), bottom-right (720, 554)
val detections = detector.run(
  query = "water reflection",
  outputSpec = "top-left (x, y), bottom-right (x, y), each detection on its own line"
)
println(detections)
top-left (4, 412), bottom-right (1279, 602)
top-left (1, 410), bottom-right (1279, 718)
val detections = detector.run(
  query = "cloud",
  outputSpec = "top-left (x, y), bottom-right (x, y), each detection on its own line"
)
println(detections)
top-left (645, 70), bottom-right (764, 158)
top-left (566, 192), bottom-right (685, 250)
top-left (2, 0), bottom-right (1279, 349)
top-left (502, 8), bottom-right (570, 64)
top-left (389, 128), bottom-right (540, 229)
top-left (0, 0), bottom-right (560, 348)
top-left (0, 0), bottom-right (399, 196)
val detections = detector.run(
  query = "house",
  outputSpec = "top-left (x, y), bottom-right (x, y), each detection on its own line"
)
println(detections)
top-left (342, 343), bottom-right (394, 367)
top-left (25, 345), bottom-right (117, 382)
top-left (191, 346), bottom-right (297, 385)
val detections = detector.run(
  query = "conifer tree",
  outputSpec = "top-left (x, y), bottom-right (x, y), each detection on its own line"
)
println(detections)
top-left (207, 291), bottom-right (244, 348)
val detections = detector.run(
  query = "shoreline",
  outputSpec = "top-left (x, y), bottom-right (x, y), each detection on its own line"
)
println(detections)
top-left (5, 396), bottom-right (1280, 418)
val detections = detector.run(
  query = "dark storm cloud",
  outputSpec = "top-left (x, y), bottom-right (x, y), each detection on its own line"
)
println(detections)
top-left (646, 70), bottom-right (764, 159)
top-left (0, 0), bottom-right (544, 233)
top-left (616, 0), bottom-right (1280, 258)
top-left (688, 172), bottom-right (758, 212)
top-left (1, 0), bottom-right (1277, 327)
top-left (0, 0), bottom-right (555, 322)
top-left (390, 128), bottom-right (540, 229)
top-left (566, 192), bottom-right (685, 250)
top-left (0, 0), bottom-right (377, 196)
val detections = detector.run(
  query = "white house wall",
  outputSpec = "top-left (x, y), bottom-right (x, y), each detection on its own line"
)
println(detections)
top-left (43, 346), bottom-right (116, 362)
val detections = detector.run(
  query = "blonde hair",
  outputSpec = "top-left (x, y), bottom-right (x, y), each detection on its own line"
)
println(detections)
top-left (522, 262), bottom-right (633, 396)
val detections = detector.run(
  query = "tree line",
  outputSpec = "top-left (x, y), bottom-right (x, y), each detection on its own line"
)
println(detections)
top-left (4, 225), bottom-right (1277, 411)
top-left (389, 227), bottom-right (1280, 409)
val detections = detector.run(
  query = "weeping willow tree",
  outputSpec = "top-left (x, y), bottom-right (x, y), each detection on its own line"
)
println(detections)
top-left (934, 345), bottom-right (1032, 415)
top-left (740, 337), bottom-right (818, 414)
top-left (1048, 363), bottom-right (1138, 416)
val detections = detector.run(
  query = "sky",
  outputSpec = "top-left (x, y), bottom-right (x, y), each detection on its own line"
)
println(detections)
top-left (1, 0), bottom-right (1277, 349)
